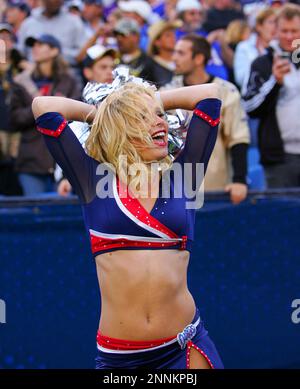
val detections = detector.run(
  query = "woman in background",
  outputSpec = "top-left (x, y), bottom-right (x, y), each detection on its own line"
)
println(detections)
top-left (10, 34), bottom-right (80, 196)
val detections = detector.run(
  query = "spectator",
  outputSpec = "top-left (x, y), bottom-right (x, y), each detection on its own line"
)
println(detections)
top-left (83, 44), bottom-right (116, 84)
top-left (269, 0), bottom-right (287, 9)
top-left (67, 0), bottom-right (84, 17)
top-left (26, 0), bottom-right (42, 10)
top-left (225, 19), bottom-right (251, 53)
top-left (118, 0), bottom-right (158, 51)
top-left (18, 0), bottom-right (88, 66)
top-left (147, 20), bottom-right (180, 87)
top-left (175, 0), bottom-right (205, 37)
top-left (234, 7), bottom-right (277, 89)
top-left (113, 18), bottom-right (157, 83)
top-left (176, 0), bottom-right (232, 80)
top-left (5, 0), bottom-right (31, 37)
top-left (82, 0), bottom-right (105, 38)
top-left (106, 7), bottom-right (122, 31)
top-left (223, 19), bottom-right (251, 84)
top-left (152, 0), bottom-right (178, 21)
top-left (164, 34), bottom-right (250, 204)
top-left (10, 34), bottom-right (81, 196)
top-left (243, 4), bottom-right (300, 188)
top-left (0, 0), bottom-right (7, 22)
top-left (0, 23), bottom-right (23, 195)
top-left (203, 0), bottom-right (245, 33)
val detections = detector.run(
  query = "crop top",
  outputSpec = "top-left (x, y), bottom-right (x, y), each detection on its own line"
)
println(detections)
top-left (36, 98), bottom-right (221, 257)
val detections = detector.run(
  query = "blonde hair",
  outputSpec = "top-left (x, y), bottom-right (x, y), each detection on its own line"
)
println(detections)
top-left (85, 83), bottom-right (172, 195)
top-left (255, 7), bottom-right (277, 27)
top-left (225, 20), bottom-right (250, 46)
top-left (277, 3), bottom-right (300, 21)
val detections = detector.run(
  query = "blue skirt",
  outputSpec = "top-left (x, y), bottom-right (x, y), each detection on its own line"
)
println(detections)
top-left (95, 309), bottom-right (224, 369)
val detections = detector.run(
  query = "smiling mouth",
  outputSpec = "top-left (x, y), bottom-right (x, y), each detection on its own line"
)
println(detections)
top-left (151, 131), bottom-right (167, 147)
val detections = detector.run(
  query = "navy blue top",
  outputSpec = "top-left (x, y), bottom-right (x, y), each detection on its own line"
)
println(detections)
top-left (36, 98), bottom-right (221, 257)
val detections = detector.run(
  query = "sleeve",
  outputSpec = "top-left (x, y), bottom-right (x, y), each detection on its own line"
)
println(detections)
top-left (175, 98), bottom-right (221, 191)
top-left (9, 85), bottom-right (36, 132)
top-left (242, 57), bottom-right (281, 117)
top-left (221, 83), bottom-right (250, 149)
top-left (233, 43), bottom-right (250, 88)
top-left (35, 112), bottom-right (99, 204)
top-left (230, 143), bottom-right (248, 184)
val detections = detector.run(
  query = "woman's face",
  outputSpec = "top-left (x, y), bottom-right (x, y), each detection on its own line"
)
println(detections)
top-left (133, 97), bottom-right (169, 162)
top-left (257, 15), bottom-right (277, 43)
top-left (32, 42), bottom-right (58, 63)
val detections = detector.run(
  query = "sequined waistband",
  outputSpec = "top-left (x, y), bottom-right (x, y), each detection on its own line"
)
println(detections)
top-left (97, 313), bottom-right (201, 354)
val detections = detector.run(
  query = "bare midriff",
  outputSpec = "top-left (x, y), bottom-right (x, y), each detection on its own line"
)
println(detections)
top-left (95, 249), bottom-right (196, 341)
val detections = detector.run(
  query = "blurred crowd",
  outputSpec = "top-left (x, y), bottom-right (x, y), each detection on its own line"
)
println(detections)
top-left (0, 0), bottom-right (300, 203)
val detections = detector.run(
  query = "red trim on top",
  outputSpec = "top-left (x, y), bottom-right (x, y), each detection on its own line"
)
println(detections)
top-left (97, 331), bottom-right (176, 351)
top-left (37, 119), bottom-right (67, 138)
top-left (194, 109), bottom-right (220, 127)
top-left (181, 235), bottom-right (187, 250)
top-left (90, 233), bottom-right (179, 254)
top-left (117, 178), bottom-right (179, 239)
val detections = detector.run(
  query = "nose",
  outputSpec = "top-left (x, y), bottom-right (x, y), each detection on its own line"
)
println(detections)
top-left (155, 115), bottom-right (166, 128)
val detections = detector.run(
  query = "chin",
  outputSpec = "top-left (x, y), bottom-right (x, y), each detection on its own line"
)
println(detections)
top-left (143, 148), bottom-right (168, 162)
top-left (154, 149), bottom-right (169, 161)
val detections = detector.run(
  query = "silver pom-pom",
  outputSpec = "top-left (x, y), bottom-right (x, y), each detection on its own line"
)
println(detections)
top-left (72, 65), bottom-right (189, 157)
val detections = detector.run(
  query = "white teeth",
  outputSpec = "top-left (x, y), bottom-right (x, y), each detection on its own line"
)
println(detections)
top-left (152, 131), bottom-right (165, 138)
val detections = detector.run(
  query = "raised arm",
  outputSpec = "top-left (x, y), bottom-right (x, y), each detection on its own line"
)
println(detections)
top-left (158, 84), bottom-right (222, 192)
top-left (32, 96), bottom-right (97, 122)
top-left (159, 83), bottom-right (220, 111)
top-left (32, 96), bottom-right (99, 204)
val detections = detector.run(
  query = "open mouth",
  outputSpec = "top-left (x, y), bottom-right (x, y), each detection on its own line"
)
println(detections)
top-left (151, 130), bottom-right (167, 147)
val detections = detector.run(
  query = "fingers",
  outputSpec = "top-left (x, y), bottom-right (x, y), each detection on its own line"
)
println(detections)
top-left (273, 57), bottom-right (291, 83)
top-left (225, 183), bottom-right (248, 205)
top-left (57, 179), bottom-right (72, 197)
top-left (274, 59), bottom-right (290, 73)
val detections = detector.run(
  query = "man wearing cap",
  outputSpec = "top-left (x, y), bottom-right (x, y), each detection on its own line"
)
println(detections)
top-left (176, 0), bottom-right (205, 37)
top-left (5, 0), bottom-right (31, 36)
top-left (82, 44), bottom-right (116, 84)
top-left (163, 34), bottom-right (249, 204)
top-left (118, 0), bottom-right (159, 51)
top-left (9, 33), bottom-right (80, 195)
top-left (175, 0), bottom-right (229, 80)
top-left (114, 18), bottom-right (157, 83)
top-left (147, 20), bottom-right (180, 87)
top-left (17, 0), bottom-right (89, 65)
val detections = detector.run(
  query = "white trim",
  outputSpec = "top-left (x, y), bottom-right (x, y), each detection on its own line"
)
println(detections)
top-left (243, 75), bottom-right (277, 112)
top-left (112, 174), bottom-right (174, 240)
top-left (89, 229), bottom-right (181, 243)
top-left (97, 317), bottom-right (201, 355)
top-left (97, 338), bottom-right (178, 354)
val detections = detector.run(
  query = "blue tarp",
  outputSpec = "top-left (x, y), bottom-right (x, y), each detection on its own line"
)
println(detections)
top-left (0, 192), bottom-right (300, 368)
